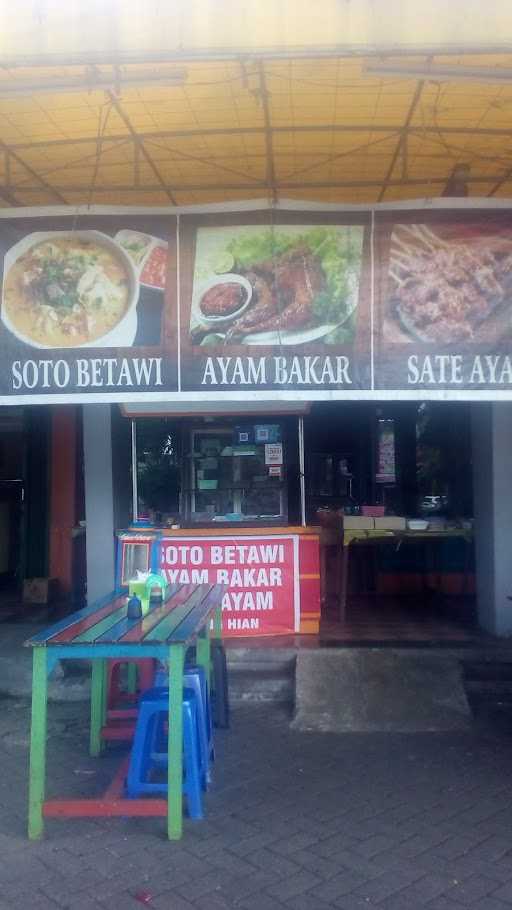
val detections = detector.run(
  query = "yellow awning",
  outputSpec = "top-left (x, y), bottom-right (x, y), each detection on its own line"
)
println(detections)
top-left (1, 2), bottom-right (512, 207)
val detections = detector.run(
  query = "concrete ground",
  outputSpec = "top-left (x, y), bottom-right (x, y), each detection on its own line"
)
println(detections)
top-left (2, 697), bottom-right (512, 909)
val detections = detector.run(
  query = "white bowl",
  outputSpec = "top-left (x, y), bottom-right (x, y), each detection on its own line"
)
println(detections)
top-left (196, 273), bottom-right (253, 326)
top-left (2, 230), bottom-right (139, 349)
top-left (407, 519), bottom-right (430, 531)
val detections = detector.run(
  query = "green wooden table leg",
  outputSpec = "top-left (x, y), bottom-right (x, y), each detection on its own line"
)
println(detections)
top-left (102, 659), bottom-right (108, 727)
top-left (90, 659), bottom-right (106, 757)
top-left (28, 647), bottom-right (48, 839)
top-left (167, 643), bottom-right (185, 840)
top-left (126, 662), bottom-right (138, 695)
top-left (196, 626), bottom-right (211, 692)
top-left (213, 604), bottom-right (222, 640)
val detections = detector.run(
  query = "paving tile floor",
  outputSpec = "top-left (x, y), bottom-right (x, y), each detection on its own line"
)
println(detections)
top-left (2, 696), bottom-right (512, 908)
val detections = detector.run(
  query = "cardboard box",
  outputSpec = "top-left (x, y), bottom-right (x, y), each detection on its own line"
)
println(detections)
top-left (343, 516), bottom-right (375, 530)
top-left (23, 577), bottom-right (59, 604)
top-left (374, 516), bottom-right (407, 530)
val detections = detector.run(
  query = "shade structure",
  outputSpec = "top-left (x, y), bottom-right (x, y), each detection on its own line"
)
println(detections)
top-left (1, 2), bottom-right (512, 207)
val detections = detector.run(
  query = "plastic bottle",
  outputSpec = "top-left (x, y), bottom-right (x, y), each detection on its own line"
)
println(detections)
top-left (127, 594), bottom-right (143, 619)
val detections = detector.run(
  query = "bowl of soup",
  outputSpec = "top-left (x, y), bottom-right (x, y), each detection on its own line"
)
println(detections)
top-left (1, 230), bottom-right (139, 348)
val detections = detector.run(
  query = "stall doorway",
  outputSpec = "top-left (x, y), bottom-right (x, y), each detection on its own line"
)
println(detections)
top-left (305, 401), bottom-right (478, 644)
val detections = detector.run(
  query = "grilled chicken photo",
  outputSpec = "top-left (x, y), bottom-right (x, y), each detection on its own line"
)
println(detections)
top-left (226, 246), bottom-right (325, 340)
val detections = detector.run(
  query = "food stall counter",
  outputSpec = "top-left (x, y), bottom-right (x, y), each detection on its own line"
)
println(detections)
top-left (116, 525), bottom-right (321, 638)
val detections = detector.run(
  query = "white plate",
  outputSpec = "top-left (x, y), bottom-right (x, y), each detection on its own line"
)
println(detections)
top-left (240, 271), bottom-right (359, 345)
top-left (244, 322), bottom-right (342, 346)
top-left (114, 229), bottom-right (168, 291)
top-left (2, 230), bottom-right (139, 349)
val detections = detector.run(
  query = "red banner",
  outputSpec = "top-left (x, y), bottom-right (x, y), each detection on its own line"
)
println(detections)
top-left (159, 535), bottom-right (298, 637)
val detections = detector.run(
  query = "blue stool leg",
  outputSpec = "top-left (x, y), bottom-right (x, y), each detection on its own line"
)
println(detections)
top-left (184, 673), bottom-right (210, 788)
top-left (150, 674), bottom-right (213, 785)
top-left (126, 693), bottom-right (204, 824)
top-left (126, 701), bottom-right (153, 796)
top-left (183, 700), bottom-right (203, 820)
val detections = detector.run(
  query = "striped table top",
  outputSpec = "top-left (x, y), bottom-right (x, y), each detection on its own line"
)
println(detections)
top-left (25, 584), bottom-right (224, 648)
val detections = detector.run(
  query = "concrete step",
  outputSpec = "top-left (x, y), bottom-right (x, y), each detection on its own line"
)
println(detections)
top-left (292, 649), bottom-right (471, 732)
top-left (226, 648), bottom-right (296, 705)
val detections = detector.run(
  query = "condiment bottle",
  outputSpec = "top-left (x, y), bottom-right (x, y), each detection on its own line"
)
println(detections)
top-left (127, 594), bottom-right (143, 619)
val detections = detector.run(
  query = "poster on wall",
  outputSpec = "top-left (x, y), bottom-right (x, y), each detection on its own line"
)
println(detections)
top-left (159, 535), bottom-right (299, 637)
top-left (178, 212), bottom-right (372, 391)
top-left (374, 212), bottom-right (512, 392)
top-left (0, 215), bottom-right (178, 396)
top-left (1, 205), bottom-right (512, 400)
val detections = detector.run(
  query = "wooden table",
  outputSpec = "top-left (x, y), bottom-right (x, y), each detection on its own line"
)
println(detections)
top-left (339, 528), bottom-right (473, 621)
top-left (25, 582), bottom-right (224, 841)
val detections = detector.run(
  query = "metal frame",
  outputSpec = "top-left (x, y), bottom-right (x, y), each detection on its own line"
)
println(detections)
top-left (298, 416), bottom-right (306, 528)
top-left (131, 419), bottom-right (138, 522)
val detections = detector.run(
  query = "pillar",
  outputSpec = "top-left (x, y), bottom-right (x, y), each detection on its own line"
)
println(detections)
top-left (49, 406), bottom-right (77, 597)
top-left (83, 404), bottom-right (115, 603)
top-left (471, 402), bottom-right (512, 636)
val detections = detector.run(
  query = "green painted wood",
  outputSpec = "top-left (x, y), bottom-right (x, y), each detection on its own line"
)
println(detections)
top-left (196, 627), bottom-right (211, 692)
top-left (213, 604), bottom-right (222, 640)
top-left (145, 588), bottom-right (207, 643)
top-left (73, 603), bottom-right (128, 643)
top-left (102, 660), bottom-right (108, 726)
top-left (90, 660), bottom-right (106, 757)
top-left (167, 643), bottom-right (185, 841)
top-left (28, 647), bottom-right (48, 839)
top-left (126, 662), bottom-right (138, 694)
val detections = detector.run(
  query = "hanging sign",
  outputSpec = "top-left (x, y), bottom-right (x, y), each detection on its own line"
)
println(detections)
top-left (265, 443), bottom-right (283, 466)
top-left (1, 206), bottom-right (512, 401)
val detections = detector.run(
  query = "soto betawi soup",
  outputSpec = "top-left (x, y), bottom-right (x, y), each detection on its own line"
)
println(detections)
top-left (3, 235), bottom-right (131, 347)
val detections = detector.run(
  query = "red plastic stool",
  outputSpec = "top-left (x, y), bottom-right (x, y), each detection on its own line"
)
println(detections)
top-left (107, 659), bottom-right (156, 720)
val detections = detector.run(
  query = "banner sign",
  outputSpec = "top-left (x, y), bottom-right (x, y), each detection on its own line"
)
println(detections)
top-left (2, 207), bottom-right (512, 400)
top-left (159, 535), bottom-right (298, 637)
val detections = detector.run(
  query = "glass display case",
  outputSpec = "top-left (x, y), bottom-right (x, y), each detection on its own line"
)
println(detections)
top-left (185, 423), bottom-right (287, 525)
top-left (117, 535), bottom-right (154, 587)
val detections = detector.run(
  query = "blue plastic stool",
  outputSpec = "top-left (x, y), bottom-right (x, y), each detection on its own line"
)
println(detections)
top-left (125, 687), bottom-right (203, 819)
top-left (154, 665), bottom-right (214, 784)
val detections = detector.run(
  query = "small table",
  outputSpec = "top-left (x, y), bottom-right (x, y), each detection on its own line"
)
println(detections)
top-left (339, 528), bottom-right (473, 621)
top-left (25, 583), bottom-right (224, 841)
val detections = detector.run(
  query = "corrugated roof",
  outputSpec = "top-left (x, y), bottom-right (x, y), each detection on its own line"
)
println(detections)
top-left (1, 3), bottom-right (512, 207)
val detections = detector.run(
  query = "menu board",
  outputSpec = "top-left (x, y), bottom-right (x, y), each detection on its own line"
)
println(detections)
top-left (1, 206), bottom-right (512, 401)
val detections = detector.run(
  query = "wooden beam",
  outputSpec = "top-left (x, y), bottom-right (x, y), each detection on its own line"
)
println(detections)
top-left (11, 123), bottom-right (512, 153)
top-left (0, 151), bottom-right (19, 205)
top-left (0, 139), bottom-right (68, 204)
top-left (145, 138), bottom-right (264, 185)
top-left (1, 46), bottom-right (510, 68)
top-left (488, 166), bottom-right (512, 196)
top-left (279, 131), bottom-right (400, 183)
top-left (106, 91), bottom-right (178, 205)
top-left (258, 61), bottom-right (277, 203)
top-left (43, 799), bottom-right (168, 818)
top-left (378, 80), bottom-right (425, 203)
top-left (4, 174), bottom-right (504, 195)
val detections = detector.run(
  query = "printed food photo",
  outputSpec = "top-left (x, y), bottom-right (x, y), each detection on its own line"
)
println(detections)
top-left (2, 230), bottom-right (138, 348)
top-left (384, 222), bottom-right (512, 345)
top-left (189, 224), bottom-right (364, 346)
top-left (1, 225), bottom-right (171, 350)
